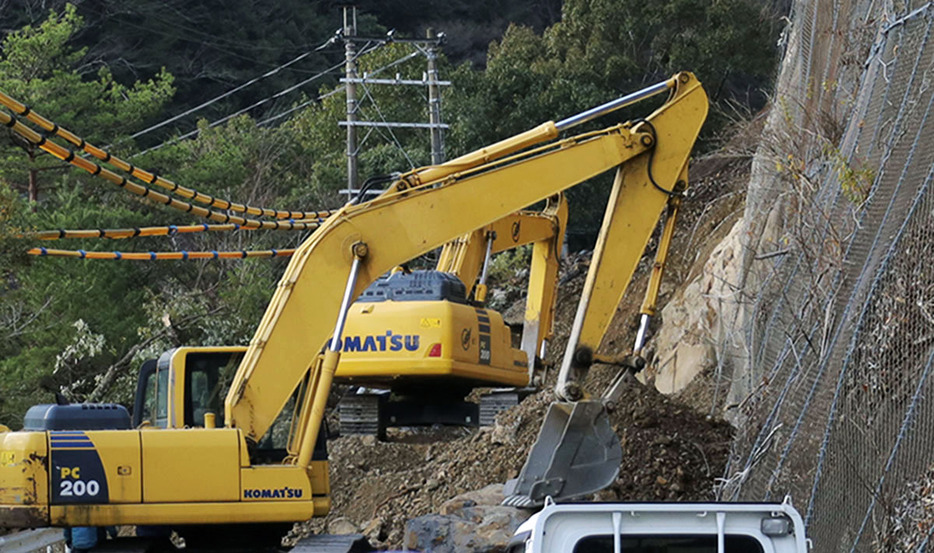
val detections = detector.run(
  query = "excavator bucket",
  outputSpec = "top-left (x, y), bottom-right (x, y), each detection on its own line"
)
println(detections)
top-left (502, 400), bottom-right (622, 507)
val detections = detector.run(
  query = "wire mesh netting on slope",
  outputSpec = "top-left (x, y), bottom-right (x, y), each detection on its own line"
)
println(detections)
top-left (718, 0), bottom-right (934, 550)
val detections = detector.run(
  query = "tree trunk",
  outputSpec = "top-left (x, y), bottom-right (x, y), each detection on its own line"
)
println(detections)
top-left (28, 168), bottom-right (38, 204)
top-left (27, 147), bottom-right (38, 208)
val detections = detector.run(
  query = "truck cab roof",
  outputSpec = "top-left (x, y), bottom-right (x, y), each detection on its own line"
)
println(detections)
top-left (510, 499), bottom-right (809, 553)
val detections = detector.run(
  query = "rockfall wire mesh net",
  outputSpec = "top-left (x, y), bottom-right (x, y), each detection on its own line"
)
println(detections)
top-left (715, 0), bottom-right (934, 550)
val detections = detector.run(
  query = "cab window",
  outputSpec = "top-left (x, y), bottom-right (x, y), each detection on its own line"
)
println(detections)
top-left (184, 351), bottom-right (243, 427)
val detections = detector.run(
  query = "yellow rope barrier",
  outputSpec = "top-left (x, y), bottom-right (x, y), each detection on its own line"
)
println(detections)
top-left (25, 222), bottom-right (319, 241)
top-left (0, 109), bottom-right (324, 231)
top-left (0, 90), bottom-right (332, 221)
top-left (28, 247), bottom-right (296, 260)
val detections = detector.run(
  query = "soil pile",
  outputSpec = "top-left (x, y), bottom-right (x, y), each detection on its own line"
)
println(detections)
top-left (301, 376), bottom-right (732, 548)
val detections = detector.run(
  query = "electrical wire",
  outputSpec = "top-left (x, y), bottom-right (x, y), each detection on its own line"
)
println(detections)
top-left (134, 42), bottom-right (383, 158)
top-left (257, 50), bottom-right (423, 127)
top-left (0, 91), bottom-right (333, 220)
top-left (357, 84), bottom-right (416, 168)
top-left (121, 29), bottom-right (343, 143)
top-left (81, 2), bottom-right (313, 66)
top-left (0, 109), bottom-right (322, 231)
top-left (29, 247), bottom-right (295, 260)
top-left (125, 50), bottom-right (319, 142)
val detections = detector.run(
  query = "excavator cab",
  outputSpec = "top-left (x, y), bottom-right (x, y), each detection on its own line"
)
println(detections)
top-left (133, 347), bottom-right (245, 430)
top-left (131, 347), bottom-right (305, 463)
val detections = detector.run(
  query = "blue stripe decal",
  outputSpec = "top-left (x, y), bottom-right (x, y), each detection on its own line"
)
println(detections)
top-left (478, 324), bottom-right (491, 333)
top-left (51, 442), bottom-right (95, 448)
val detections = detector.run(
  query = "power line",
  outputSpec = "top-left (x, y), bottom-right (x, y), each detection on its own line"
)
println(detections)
top-left (82, 2), bottom-right (319, 61)
top-left (132, 41), bottom-right (384, 158)
top-left (256, 50), bottom-right (422, 127)
top-left (358, 85), bottom-right (416, 168)
top-left (126, 49), bottom-right (321, 143)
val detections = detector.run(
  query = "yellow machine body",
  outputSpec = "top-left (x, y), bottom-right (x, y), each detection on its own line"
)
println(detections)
top-left (0, 346), bottom-right (330, 528)
top-left (0, 427), bottom-right (328, 527)
top-left (336, 300), bottom-right (528, 387)
top-left (334, 197), bottom-right (568, 393)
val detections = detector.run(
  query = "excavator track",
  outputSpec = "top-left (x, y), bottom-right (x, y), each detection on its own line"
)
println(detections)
top-left (89, 533), bottom-right (371, 553)
top-left (479, 390), bottom-right (521, 426)
top-left (338, 389), bottom-right (522, 436)
top-left (291, 533), bottom-right (371, 552)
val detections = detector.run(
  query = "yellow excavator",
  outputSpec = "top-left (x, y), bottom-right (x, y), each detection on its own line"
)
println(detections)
top-left (335, 195), bottom-right (567, 436)
top-left (0, 72), bottom-right (707, 550)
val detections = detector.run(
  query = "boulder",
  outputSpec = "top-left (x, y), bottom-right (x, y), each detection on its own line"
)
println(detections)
top-left (404, 484), bottom-right (530, 553)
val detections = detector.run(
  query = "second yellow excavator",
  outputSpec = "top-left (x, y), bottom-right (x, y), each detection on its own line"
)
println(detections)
top-left (335, 195), bottom-right (567, 436)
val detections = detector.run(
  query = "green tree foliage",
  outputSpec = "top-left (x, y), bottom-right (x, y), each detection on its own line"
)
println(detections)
top-left (447, 0), bottom-right (778, 240)
top-left (545, 0), bottom-right (777, 109)
top-left (449, 0), bottom-right (778, 153)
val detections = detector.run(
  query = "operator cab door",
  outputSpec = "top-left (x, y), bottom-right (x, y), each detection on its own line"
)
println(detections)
top-left (132, 348), bottom-right (245, 429)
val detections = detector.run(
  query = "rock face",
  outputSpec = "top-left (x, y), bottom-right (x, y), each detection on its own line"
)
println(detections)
top-left (647, 220), bottom-right (745, 395)
top-left (403, 484), bottom-right (529, 553)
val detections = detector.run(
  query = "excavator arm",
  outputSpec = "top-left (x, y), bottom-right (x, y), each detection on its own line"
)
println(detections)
top-left (226, 72), bottom-right (707, 461)
top-left (434, 194), bottom-right (568, 373)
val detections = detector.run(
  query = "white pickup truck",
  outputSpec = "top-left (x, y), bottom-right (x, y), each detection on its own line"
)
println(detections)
top-left (507, 498), bottom-right (810, 553)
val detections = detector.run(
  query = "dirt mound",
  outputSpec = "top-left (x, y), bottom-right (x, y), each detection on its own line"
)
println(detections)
top-left (301, 377), bottom-right (731, 548)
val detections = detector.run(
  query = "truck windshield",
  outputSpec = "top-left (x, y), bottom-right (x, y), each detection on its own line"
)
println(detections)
top-left (573, 534), bottom-right (765, 553)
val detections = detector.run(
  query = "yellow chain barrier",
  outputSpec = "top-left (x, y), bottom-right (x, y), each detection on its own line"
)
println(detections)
top-left (0, 109), bottom-right (324, 231)
top-left (28, 247), bottom-right (296, 260)
top-left (0, 91), bottom-right (332, 220)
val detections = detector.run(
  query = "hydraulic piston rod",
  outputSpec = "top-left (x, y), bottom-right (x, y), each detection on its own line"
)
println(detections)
top-left (555, 78), bottom-right (675, 132)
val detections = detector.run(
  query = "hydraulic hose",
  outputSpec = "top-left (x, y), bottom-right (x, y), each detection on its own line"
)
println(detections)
top-left (0, 91), bottom-right (331, 220)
